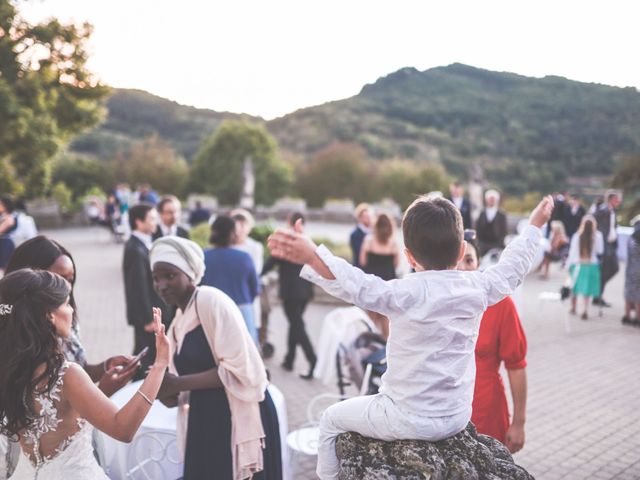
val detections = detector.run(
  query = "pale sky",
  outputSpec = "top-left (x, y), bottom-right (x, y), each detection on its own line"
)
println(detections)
top-left (19, 0), bottom-right (640, 120)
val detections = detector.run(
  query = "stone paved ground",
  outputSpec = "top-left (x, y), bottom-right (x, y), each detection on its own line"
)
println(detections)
top-left (48, 227), bottom-right (640, 480)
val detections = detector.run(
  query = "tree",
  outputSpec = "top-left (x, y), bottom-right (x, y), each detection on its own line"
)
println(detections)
top-left (0, 1), bottom-right (108, 196)
top-left (295, 142), bottom-right (374, 207)
top-left (376, 159), bottom-right (450, 209)
top-left (189, 120), bottom-right (293, 205)
top-left (52, 154), bottom-right (113, 199)
top-left (110, 136), bottom-right (189, 195)
top-left (612, 155), bottom-right (640, 224)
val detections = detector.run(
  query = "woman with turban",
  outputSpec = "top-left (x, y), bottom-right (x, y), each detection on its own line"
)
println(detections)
top-left (150, 237), bottom-right (281, 480)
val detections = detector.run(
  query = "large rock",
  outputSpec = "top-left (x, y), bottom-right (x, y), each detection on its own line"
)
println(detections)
top-left (335, 423), bottom-right (534, 480)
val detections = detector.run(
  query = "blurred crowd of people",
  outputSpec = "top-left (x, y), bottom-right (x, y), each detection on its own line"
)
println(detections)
top-left (1, 178), bottom-right (638, 479)
top-left (538, 191), bottom-right (639, 323)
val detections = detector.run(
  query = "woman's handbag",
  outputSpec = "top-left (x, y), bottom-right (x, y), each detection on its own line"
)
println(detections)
top-left (560, 264), bottom-right (581, 300)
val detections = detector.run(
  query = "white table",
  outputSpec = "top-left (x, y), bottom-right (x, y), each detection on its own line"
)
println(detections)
top-left (95, 382), bottom-right (290, 480)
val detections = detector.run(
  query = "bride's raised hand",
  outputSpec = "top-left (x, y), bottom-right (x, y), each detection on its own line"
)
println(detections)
top-left (152, 307), bottom-right (170, 368)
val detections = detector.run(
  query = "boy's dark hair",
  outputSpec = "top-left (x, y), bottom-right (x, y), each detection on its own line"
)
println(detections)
top-left (288, 211), bottom-right (305, 226)
top-left (129, 203), bottom-right (154, 231)
top-left (402, 196), bottom-right (463, 270)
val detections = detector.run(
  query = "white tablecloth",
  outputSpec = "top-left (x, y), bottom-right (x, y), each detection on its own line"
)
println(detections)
top-left (95, 382), bottom-right (289, 480)
top-left (617, 226), bottom-right (633, 262)
top-left (313, 306), bottom-right (376, 386)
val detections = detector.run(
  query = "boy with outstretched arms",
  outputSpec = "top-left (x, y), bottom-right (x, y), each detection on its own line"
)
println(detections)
top-left (269, 195), bottom-right (553, 479)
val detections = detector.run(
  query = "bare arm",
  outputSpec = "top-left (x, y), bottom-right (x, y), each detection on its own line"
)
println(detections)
top-left (66, 362), bottom-right (165, 442)
top-left (505, 368), bottom-right (527, 453)
top-left (66, 308), bottom-right (169, 442)
top-left (158, 369), bottom-right (223, 399)
top-left (0, 215), bottom-right (15, 234)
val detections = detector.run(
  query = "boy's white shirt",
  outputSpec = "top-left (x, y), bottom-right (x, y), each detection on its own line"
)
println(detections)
top-left (301, 224), bottom-right (542, 418)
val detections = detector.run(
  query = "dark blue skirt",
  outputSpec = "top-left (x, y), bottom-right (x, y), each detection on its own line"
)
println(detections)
top-left (0, 237), bottom-right (15, 268)
top-left (176, 325), bottom-right (282, 480)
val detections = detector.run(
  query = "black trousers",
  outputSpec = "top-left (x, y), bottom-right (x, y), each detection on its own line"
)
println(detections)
top-left (599, 242), bottom-right (619, 297)
top-left (133, 326), bottom-right (156, 381)
top-left (282, 299), bottom-right (316, 366)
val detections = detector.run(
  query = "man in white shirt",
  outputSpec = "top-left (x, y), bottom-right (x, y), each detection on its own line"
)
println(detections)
top-left (268, 195), bottom-right (554, 479)
top-left (475, 189), bottom-right (508, 256)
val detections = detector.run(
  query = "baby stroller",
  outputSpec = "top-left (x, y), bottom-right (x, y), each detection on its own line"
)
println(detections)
top-left (314, 306), bottom-right (387, 396)
top-left (336, 325), bottom-right (387, 397)
top-left (110, 217), bottom-right (126, 244)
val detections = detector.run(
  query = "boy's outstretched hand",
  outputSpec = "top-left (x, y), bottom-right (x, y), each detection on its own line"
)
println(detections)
top-left (268, 219), bottom-right (336, 279)
top-left (268, 221), bottom-right (318, 265)
top-left (529, 195), bottom-right (554, 228)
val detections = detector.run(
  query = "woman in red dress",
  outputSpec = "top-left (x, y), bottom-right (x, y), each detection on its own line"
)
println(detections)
top-left (458, 238), bottom-right (528, 453)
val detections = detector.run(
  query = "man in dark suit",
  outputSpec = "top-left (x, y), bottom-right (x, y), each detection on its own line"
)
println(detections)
top-left (593, 192), bottom-right (621, 307)
top-left (349, 203), bottom-right (373, 269)
top-left (262, 212), bottom-right (317, 380)
top-left (188, 200), bottom-right (211, 227)
top-left (546, 192), bottom-right (567, 238)
top-left (152, 195), bottom-right (189, 241)
top-left (563, 194), bottom-right (586, 239)
top-left (123, 204), bottom-right (171, 378)
top-left (475, 189), bottom-right (508, 256)
top-left (447, 181), bottom-right (472, 230)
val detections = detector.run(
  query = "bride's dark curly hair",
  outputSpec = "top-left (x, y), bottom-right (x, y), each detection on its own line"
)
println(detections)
top-left (0, 268), bottom-right (71, 437)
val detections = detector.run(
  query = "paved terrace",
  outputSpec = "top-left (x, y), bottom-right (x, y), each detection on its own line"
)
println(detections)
top-left (49, 227), bottom-right (640, 480)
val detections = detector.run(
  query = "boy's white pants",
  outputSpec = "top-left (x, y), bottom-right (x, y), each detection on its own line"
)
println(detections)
top-left (316, 393), bottom-right (470, 480)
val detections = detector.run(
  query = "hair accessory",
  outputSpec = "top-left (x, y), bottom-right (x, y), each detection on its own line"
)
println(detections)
top-left (0, 304), bottom-right (13, 315)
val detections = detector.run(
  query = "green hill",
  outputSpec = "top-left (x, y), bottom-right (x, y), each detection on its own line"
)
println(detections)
top-left (71, 88), bottom-right (260, 160)
top-left (71, 64), bottom-right (640, 194)
top-left (268, 63), bottom-right (640, 193)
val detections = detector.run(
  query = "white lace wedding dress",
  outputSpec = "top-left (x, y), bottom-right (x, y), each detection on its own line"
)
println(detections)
top-left (11, 363), bottom-right (109, 479)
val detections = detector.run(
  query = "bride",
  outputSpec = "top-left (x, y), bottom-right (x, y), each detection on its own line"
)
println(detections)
top-left (0, 268), bottom-right (169, 479)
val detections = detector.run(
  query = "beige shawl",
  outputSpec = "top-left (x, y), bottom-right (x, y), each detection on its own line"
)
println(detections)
top-left (168, 286), bottom-right (268, 480)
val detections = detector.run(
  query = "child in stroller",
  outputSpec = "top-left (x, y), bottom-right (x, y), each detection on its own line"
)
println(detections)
top-left (337, 310), bottom-right (388, 397)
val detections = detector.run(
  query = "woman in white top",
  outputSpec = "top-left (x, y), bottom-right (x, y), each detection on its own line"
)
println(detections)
top-left (0, 269), bottom-right (169, 479)
top-left (567, 215), bottom-right (604, 320)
